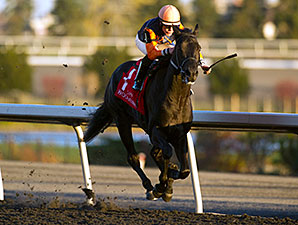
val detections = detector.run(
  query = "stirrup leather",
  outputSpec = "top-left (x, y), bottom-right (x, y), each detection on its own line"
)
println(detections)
top-left (133, 60), bottom-right (145, 91)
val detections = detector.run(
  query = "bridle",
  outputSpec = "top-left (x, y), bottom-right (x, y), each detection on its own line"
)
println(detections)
top-left (169, 36), bottom-right (201, 84)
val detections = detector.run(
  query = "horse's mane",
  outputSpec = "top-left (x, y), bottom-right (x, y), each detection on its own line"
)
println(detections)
top-left (175, 28), bottom-right (200, 49)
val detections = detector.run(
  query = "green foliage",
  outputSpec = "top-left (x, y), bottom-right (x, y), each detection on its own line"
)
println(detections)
top-left (195, 131), bottom-right (235, 172)
top-left (3, 0), bottom-right (296, 38)
top-left (192, 0), bottom-right (219, 37)
top-left (195, 131), bottom-right (258, 173)
top-left (87, 138), bottom-right (155, 166)
top-left (48, 0), bottom-right (90, 36)
top-left (87, 139), bottom-right (127, 166)
top-left (225, 0), bottom-right (265, 38)
top-left (238, 133), bottom-right (276, 174)
top-left (48, 0), bottom-right (147, 36)
top-left (0, 48), bottom-right (32, 92)
top-left (195, 131), bottom-right (298, 175)
top-left (208, 59), bottom-right (249, 97)
top-left (2, 0), bottom-right (33, 35)
top-left (274, 0), bottom-right (298, 38)
top-left (83, 47), bottom-right (131, 97)
top-left (278, 134), bottom-right (298, 175)
top-left (86, 132), bottom-right (298, 175)
top-left (47, 0), bottom-right (298, 39)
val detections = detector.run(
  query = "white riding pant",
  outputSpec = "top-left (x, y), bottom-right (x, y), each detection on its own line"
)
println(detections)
top-left (135, 34), bottom-right (147, 55)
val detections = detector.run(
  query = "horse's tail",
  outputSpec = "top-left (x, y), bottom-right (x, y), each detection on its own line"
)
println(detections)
top-left (84, 104), bottom-right (112, 143)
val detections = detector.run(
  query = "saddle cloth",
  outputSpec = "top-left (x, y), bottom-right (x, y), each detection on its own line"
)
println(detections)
top-left (114, 60), bottom-right (148, 115)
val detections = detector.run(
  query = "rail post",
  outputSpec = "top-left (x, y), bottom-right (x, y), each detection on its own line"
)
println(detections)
top-left (73, 125), bottom-right (95, 206)
top-left (0, 168), bottom-right (3, 201)
top-left (187, 132), bottom-right (203, 213)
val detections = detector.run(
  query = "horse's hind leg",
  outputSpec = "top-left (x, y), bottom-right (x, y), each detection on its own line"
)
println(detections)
top-left (115, 118), bottom-right (154, 199)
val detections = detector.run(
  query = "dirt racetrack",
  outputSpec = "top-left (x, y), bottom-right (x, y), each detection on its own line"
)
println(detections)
top-left (1, 160), bottom-right (298, 224)
top-left (0, 199), bottom-right (297, 224)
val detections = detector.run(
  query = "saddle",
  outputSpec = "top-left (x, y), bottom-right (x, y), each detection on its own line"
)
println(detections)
top-left (114, 58), bottom-right (170, 115)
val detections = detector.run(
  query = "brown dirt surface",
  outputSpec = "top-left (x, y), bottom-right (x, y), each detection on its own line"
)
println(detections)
top-left (0, 198), bottom-right (297, 225)
top-left (1, 161), bottom-right (298, 223)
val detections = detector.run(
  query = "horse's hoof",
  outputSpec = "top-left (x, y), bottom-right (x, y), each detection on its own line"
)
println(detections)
top-left (153, 189), bottom-right (163, 198)
top-left (162, 178), bottom-right (173, 202)
top-left (153, 183), bottom-right (166, 198)
top-left (162, 192), bottom-right (173, 202)
top-left (153, 185), bottom-right (164, 198)
top-left (146, 190), bottom-right (158, 201)
top-left (179, 169), bottom-right (190, 179)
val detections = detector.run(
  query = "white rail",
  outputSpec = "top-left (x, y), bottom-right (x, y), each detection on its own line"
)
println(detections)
top-left (1, 36), bottom-right (298, 59)
top-left (0, 103), bottom-right (297, 212)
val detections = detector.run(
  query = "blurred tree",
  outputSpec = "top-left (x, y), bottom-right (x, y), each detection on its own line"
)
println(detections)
top-left (274, 0), bottom-right (298, 38)
top-left (48, 0), bottom-right (89, 36)
top-left (83, 47), bottom-right (131, 97)
top-left (224, 0), bottom-right (265, 38)
top-left (195, 131), bottom-right (249, 172)
top-left (238, 132), bottom-right (275, 174)
top-left (93, 0), bottom-right (144, 36)
top-left (2, 0), bottom-right (33, 35)
top-left (195, 131), bottom-right (298, 175)
top-left (47, 0), bottom-right (197, 37)
top-left (48, 0), bottom-right (146, 36)
top-left (195, 131), bottom-right (231, 171)
top-left (208, 59), bottom-right (249, 97)
top-left (278, 134), bottom-right (298, 175)
top-left (192, 0), bottom-right (218, 37)
top-left (0, 48), bottom-right (32, 92)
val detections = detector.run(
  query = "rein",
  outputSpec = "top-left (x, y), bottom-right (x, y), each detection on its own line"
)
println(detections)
top-left (169, 35), bottom-right (201, 84)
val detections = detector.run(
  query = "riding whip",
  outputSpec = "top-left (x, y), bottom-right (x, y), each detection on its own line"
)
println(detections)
top-left (208, 53), bottom-right (238, 69)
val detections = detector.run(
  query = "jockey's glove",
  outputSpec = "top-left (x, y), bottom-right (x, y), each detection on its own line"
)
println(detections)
top-left (162, 47), bottom-right (174, 56)
top-left (202, 65), bottom-right (212, 75)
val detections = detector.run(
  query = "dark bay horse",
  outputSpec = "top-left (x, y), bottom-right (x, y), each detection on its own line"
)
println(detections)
top-left (84, 25), bottom-right (201, 202)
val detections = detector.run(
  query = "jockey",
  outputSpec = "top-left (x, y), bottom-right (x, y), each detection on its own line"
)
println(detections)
top-left (133, 4), bottom-right (211, 91)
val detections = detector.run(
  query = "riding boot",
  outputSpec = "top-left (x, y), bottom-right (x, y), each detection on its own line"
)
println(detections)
top-left (133, 55), bottom-right (152, 91)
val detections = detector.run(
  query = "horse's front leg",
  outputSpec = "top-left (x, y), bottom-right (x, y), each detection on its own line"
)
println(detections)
top-left (150, 147), bottom-right (179, 179)
top-left (150, 127), bottom-right (173, 200)
top-left (171, 134), bottom-right (190, 179)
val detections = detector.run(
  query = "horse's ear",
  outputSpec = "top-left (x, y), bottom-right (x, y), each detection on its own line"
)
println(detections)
top-left (193, 24), bottom-right (199, 36)
top-left (173, 25), bottom-right (181, 36)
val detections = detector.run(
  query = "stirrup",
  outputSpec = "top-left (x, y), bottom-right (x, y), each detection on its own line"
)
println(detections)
top-left (133, 80), bottom-right (142, 91)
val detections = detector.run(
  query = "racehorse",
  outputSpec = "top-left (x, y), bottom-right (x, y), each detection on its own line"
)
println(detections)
top-left (84, 25), bottom-right (201, 202)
